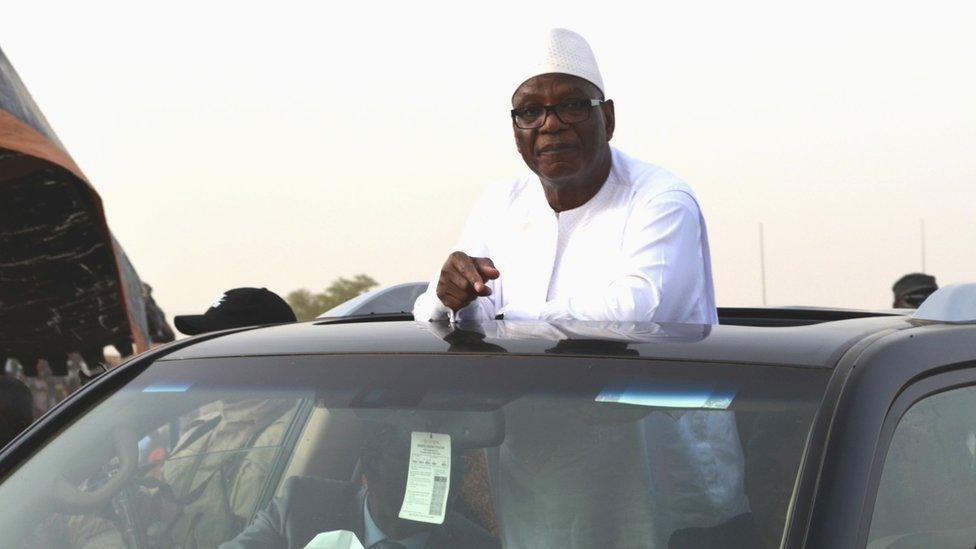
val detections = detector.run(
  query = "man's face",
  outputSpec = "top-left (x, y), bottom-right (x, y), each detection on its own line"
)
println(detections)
top-left (512, 73), bottom-right (614, 183)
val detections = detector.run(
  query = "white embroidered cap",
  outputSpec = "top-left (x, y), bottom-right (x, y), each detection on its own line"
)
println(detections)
top-left (514, 28), bottom-right (605, 96)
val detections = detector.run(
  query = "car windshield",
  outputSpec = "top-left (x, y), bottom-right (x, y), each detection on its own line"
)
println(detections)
top-left (0, 352), bottom-right (829, 549)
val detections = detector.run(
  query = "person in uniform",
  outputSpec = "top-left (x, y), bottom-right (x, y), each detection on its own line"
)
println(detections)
top-left (164, 287), bottom-right (300, 546)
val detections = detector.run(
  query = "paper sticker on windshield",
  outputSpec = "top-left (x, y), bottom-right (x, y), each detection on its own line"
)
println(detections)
top-left (596, 379), bottom-right (736, 409)
top-left (398, 432), bottom-right (451, 524)
top-left (142, 381), bottom-right (194, 393)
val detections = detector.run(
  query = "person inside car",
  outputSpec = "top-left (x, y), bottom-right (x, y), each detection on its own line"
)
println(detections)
top-left (164, 287), bottom-right (300, 546)
top-left (413, 28), bottom-right (715, 325)
top-left (222, 421), bottom-right (499, 549)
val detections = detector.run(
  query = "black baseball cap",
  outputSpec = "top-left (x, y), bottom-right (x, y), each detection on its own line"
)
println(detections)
top-left (174, 287), bottom-right (297, 336)
top-left (892, 273), bottom-right (938, 297)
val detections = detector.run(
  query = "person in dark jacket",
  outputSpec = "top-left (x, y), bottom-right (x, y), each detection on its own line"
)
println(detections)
top-left (222, 424), bottom-right (499, 549)
top-left (0, 376), bottom-right (34, 447)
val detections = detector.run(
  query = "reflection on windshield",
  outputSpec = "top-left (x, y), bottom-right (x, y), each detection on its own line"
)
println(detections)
top-left (0, 354), bottom-right (828, 548)
top-left (429, 319), bottom-right (712, 346)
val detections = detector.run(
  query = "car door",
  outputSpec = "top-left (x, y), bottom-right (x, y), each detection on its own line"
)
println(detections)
top-left (863, 366), bottom-right (976, 549)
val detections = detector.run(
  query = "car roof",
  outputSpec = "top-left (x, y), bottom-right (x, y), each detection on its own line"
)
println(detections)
top-left (161, 311), bottom-right (917, 369)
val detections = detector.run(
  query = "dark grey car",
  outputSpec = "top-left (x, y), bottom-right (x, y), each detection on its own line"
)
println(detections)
top-left (2, 288), bottom-right (976, 548)
top-left (317, 282), bottom-right (428, 318)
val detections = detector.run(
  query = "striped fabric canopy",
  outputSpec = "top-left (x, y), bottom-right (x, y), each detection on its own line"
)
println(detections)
top-left (0, 46), bottom-right (149, 364)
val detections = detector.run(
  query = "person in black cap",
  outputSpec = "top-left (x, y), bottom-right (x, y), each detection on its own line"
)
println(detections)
top-left (892, 273), bottom-right (939, 309)
top-left (143, 283), bottom-right (176, 344)
top-left (175, 287), bottom-right (297, 335)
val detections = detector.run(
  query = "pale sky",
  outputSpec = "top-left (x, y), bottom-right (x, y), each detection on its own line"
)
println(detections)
top-left (2, 0), bottom-right (975, 320)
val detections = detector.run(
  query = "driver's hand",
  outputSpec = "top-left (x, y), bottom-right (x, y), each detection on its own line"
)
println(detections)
top-left (436, 252), bottom-right (500, 312)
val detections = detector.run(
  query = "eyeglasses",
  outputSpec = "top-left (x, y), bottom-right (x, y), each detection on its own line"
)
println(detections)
top-left (510, 99), bottom-right (604, 129)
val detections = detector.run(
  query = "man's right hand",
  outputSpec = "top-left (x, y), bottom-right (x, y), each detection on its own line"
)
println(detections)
top-left (436, 252), bottom-right (501, 312)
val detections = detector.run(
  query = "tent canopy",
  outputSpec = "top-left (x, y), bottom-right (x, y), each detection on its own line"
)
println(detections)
top-left (0, 47), bottom-right (149, 362)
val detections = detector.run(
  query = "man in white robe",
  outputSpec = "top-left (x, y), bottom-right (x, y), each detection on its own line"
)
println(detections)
top-left (413, 28), bottom-right (747, 548)
top-left (413, 29), bottom-right (715, 326)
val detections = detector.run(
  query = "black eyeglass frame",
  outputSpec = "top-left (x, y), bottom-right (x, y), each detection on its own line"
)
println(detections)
top-left (510, 99), bottom-right (605, 129)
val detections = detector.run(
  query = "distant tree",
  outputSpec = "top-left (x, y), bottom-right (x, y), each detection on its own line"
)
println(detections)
top-left (286, 274), bottom-right (379, 321)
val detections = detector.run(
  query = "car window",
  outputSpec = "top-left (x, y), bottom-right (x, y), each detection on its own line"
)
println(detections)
top-left (21, 393), bottom-right (304, 549)
top-left (347, 284), bottom-right (428, 315)
top-left (320, 283), bottom-right (428, 318)
top-left (868, 385), bottom-right (976, 549)
top-left (0, 354), bottom-right (829, 549)
top-left (318, 288), bottom-right (381, 317)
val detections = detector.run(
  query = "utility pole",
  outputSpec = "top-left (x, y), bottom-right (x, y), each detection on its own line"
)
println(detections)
top-left (759, 222), bottom-right (767, 306)
top-left (920, 219), bottom-right (926, 272)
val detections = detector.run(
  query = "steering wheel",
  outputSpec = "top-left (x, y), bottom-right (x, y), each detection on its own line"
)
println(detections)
top-left (52, 427), bottom-right (139, 514)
